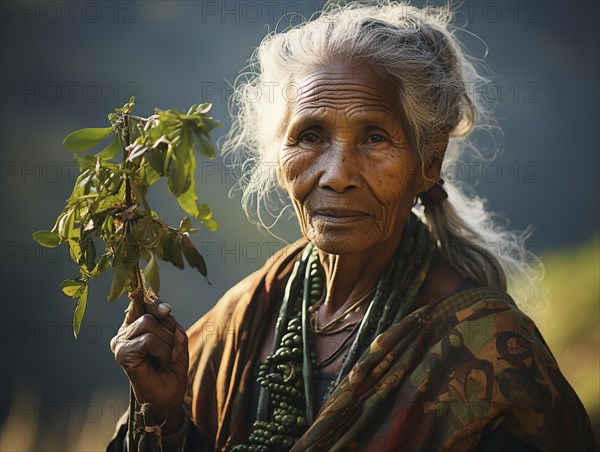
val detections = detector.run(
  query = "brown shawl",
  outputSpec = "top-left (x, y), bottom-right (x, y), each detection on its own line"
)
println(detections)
top-left (184, 240), bottom-right (598, 451)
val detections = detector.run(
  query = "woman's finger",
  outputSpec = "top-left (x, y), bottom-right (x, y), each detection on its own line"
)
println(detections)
top-left (171, 327), bottom-right (189, 362)
top-left (114, 332), bottom-right (173, 371)
top-left (137, 332), bottom-right (173, 369)
top-left (145, 301), bottom-right (172, 320)
top-left (144, 302), bottom-right (178, 333)
top-left (124, 313), bottom-right (175, 347)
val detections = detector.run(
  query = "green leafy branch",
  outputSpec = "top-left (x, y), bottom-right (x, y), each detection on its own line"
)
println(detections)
top-left (33, 97), bottom-right (221, 337)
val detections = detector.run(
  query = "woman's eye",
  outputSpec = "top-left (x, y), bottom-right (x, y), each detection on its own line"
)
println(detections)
top-left (367, 133), bottom-right (387, 143)
top-left (300, 132), bottom-right (321, 143)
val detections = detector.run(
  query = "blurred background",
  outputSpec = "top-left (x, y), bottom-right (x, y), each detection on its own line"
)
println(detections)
top-left (0, 1), bottom-right (598, 450)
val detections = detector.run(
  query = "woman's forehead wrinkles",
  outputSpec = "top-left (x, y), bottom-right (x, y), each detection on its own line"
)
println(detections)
top-left (293, 101), bottom-right (396, 122)
top-left (298, 79), bottom-right (388, 102)
top-left (292, 91), bottom-right (401, 123)
top-left (289, 67), bottom-right (404, 124)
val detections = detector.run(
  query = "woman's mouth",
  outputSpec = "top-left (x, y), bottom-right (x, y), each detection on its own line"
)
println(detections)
top-left (313, 209), bottom-right (370, 224)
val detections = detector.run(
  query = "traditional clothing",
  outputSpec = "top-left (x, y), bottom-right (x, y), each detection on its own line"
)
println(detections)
top-left (109, 238), bottom-right (598, 451)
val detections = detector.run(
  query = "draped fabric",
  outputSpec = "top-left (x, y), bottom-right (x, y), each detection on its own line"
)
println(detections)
top-left (182, 240), bottom-right (598, 451)
top-left (185, 239), bottom-right (307, 450)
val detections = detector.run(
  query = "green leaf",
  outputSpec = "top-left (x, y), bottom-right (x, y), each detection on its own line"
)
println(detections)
top-left (108, 266), bottom-right (129, 301)
top-left (72, 286), bottom-right (89, 338)
top-left (33, 230), bottom-right (61, 248)
top-left (109, 174), bottom-right (124, 195)
top-left (83, 217), bottom-right (96, 232)
top-left (140, 248), bottom-right (151, 262)
top-left (177, 186), bottom-right (200, 219)
top-left (177, 195), bottom-right (218, 232)
top-left (74, 154), bottom-right (98, 172)
top-left (84, 238), bottom-right (97, 271)
top-left (67, 169), bottom-right (93, 204)
top-left (98, 136), bottom-right (122, 160)
top-left (191, 102), bottom-right (213, 115)
top-left (200, 116), bottom-right (221, 133)
top-left (153, 230), bottom-right (167, 261)
top-left (168, 150), bottom-right (192, 196)
top-left (69, 237), bottom-right (82, 263)
top-left (127, 142), bottom-right (150, 161)
top-left (128, 218), bottom-right (149, 242)
top-left (169, 128), bottom-right (195, 196)
top-left (163, 143), bottom-right (174, 176)
top-left (63, 127), bottom-right (112, 152)
top-left (179, 217), bottom-right (192, 233)
top-left (140, 160), bottom-right (161, 187)
top-left (174, 135), bottom-right (198, 216)
top-left (91, 252), bottom-right (111, 277)
top-left (60, 279), bottom-right (86, 298)
top-left (198, 203), bottom-right (212, 220)
top-left (54, 209), bottom-right (75, 241)
top-left (200, 217), bottom-right (219, 232)
top-left (156, 231), bottom-right (184, 270)
top-left (198, 204), bottom-right (219, 232)
top-left (144, 149), bottom-right (166, 177)
top-left (181, 235), bottom-right (208, 278)
top-left (130, 181), bottom-right (151, 217)
top-left (100, 214), bottom-right (116, 237)
top-left (143, 253), bottom-right (160, 292)
top-left (167, 234), bottom-right (185, 270)
top-left (196, 134), bottom-right (215, 159)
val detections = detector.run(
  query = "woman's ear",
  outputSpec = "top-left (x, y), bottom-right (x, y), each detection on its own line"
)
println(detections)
top-left (421, 131), bottom-right (449, 192)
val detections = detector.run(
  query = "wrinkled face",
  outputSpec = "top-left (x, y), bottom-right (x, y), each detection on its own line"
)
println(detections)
top-left (277, 61), bottom-right (435, 255)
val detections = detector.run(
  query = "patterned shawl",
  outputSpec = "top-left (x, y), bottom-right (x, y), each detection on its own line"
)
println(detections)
top-left (185, 240), bottom-right (598, 451)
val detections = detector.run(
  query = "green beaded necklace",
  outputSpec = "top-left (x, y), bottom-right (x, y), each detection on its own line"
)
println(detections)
top-left (233, 214), bottom-right (437, 451)
top-left (233, 245), bottom-right (321, 451)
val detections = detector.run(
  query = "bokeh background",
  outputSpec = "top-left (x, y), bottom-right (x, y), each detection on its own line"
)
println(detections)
top-left (1, 1), bottom-right (598, 450)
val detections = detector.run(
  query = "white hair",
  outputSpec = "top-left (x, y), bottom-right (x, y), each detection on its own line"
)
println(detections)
top-left (220, 0), bottom-right (543, 314)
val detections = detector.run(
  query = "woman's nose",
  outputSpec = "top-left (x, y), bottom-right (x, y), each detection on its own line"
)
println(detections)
top-left (318, 144), bottom-right (363, 193)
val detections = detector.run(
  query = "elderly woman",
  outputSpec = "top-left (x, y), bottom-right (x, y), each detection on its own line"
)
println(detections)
top-left (108, 2), bottom-right (597, 451)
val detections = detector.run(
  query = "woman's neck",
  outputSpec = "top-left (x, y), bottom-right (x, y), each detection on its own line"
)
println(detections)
top-left (317, 226), bottom-right (405, 317)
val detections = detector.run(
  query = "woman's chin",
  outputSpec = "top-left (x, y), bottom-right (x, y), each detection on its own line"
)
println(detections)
top-left (305, 217), bottom-right (384, 254)
top-left (308, 232), bottom-right (375, 256)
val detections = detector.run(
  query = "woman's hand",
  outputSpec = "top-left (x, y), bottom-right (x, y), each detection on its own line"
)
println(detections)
top-left (110, 300), bottom-right (189, 432)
